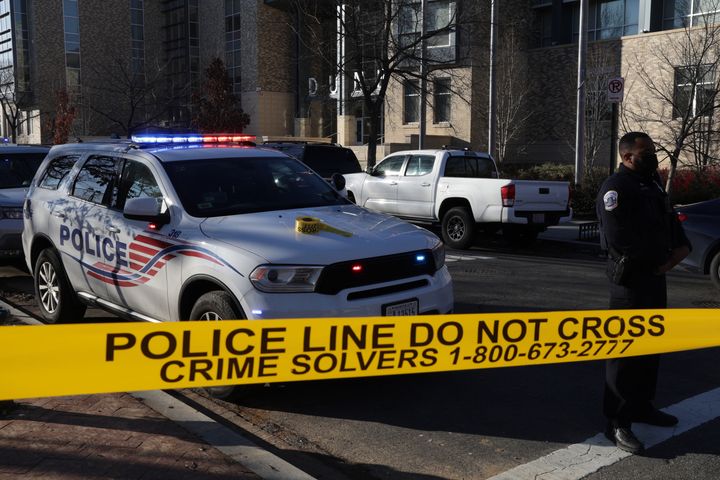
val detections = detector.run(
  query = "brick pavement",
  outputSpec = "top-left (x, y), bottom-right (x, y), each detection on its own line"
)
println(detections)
top-left (0, 393), bottom-right (260, 480)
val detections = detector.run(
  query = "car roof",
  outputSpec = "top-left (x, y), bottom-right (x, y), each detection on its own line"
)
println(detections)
top-left (389, 149), bottom-right (492, 157)
top-left (0, 144), bottom-right (50, 154)
top-left (48, 142), bottom-right (290, 163)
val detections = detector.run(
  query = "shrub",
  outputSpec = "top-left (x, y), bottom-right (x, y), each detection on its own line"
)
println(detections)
top-left (658, 167), bottom-right (720, 205)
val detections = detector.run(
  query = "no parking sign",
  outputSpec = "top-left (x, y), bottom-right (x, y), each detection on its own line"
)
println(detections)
top-left (608, 77), bottom-right (624, 103)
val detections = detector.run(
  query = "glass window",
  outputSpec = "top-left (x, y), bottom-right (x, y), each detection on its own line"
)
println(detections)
top-left (72, 156), bottom-right (118, 205)
top-left (0, 152), bottom-right (46, 189)
top-left (673, 64), bottom-right (715, 118)
top-left (162, 157), bottom-right (345, 217)
top-left (116, 161), bottom-right (163, 211)
top-left (443, 156), bottom-right (496, 178)
top-left (434, 78), bottom-right (451, 123)
top-left (301, 146), bottom-right (362, 177)
top-left (405, 155), bottom-right (435, 176)
top-left (40, 155), bottom-right (78, 190)
top-left (374, 156), bottom-right (406, 176)
top-left (404, 80), bottom-right (420, 124)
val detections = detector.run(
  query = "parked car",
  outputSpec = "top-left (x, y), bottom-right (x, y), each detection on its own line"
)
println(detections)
top-left (261, 142), bottom-right (362, 194)
top-left (0, 145), bottom-right (50, 262)
top-left (343, 149), bottom-right (572, 249)
top-left (676, 198), bottom-right (720, 290)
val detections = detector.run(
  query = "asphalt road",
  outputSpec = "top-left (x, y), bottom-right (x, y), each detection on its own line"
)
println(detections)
top-left (1, 235), bottom-right (719, 480)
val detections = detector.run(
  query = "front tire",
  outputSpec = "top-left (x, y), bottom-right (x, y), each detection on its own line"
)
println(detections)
top-left (441, 207), bottom-right (475, 250)
top-left (189, 291), bottom-right (247, 400)
top-left (710, 251), bottom-right (720, 291)
top-left (33, 248), bottom-right (86, 324)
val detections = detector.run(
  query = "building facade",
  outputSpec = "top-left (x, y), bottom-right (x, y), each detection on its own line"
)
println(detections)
top-left (2, 0), bottom-right (718, 171)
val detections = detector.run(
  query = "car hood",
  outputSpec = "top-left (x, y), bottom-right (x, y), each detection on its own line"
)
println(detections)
top-left (0, 188), bottom-right (27, 206)
top-left (199, 205), bottom-right (439, 264)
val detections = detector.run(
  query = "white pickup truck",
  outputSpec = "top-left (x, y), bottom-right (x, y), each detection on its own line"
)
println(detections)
top-left (343, 149), bottom-right (571, 249)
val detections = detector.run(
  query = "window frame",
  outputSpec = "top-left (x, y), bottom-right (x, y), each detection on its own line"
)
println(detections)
top-left (673, 64), bottom-right (716, 119)
top-left (403, 79), bottom-right (421, 124)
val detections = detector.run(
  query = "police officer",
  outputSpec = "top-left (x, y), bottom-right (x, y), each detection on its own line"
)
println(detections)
top-left (596, 131), bottom-right (691, 454)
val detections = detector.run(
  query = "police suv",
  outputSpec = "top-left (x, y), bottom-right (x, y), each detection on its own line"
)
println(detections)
top-left (22, 135), bottom-right (452, 326)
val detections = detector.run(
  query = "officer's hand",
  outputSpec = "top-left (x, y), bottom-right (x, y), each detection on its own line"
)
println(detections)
top-left (654, 245), bottom-right (690, 275)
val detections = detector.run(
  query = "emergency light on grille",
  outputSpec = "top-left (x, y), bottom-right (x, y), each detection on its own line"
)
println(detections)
top-left (130, 134), bottom-right (256, 144)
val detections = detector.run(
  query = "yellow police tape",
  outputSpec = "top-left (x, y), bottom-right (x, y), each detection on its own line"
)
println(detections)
top-left (295, 216), bottom-right (353, 237)
top-left (1, 309), bottom-right (719, 400)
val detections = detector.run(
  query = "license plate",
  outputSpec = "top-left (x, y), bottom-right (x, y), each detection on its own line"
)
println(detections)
top-left (383, 299), bottom-right (419, 316)
top-left (532, 213), bottom-right (545, 223)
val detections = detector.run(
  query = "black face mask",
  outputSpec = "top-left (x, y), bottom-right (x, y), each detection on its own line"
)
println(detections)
top-left (634, 152), bottom-right (658, 174)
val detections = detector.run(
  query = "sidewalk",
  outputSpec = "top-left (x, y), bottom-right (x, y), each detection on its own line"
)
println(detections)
top-left (0, 301), bottom-right (264, 480)
top-left (0, 393), bottom-right (260, 480)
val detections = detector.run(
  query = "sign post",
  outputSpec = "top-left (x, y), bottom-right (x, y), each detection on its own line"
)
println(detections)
top-left (608, 77), bottom-right (624, 176)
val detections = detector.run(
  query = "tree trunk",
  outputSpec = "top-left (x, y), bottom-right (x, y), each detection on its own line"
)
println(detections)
top-left (366, 100), bottom-right (380, 169)
top-left (665, 148), bottom-right (681, 200)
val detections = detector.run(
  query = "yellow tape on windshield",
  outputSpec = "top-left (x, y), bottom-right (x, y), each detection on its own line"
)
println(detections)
top-left (1, 309), bottom-right (719, 400)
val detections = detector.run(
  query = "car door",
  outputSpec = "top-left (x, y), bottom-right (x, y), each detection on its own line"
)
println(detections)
top-left (98, 157), bottom-right (171, 321)
top-left (395, 154), bottom-right (436, 219)
top-left (362, 154), bottom-right (407, 214)
top-left (59, 155), bottom-right (121, 298)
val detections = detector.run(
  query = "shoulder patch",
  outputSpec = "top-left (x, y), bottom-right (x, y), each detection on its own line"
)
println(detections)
top-left (603, 190), bottom-right (619, 211)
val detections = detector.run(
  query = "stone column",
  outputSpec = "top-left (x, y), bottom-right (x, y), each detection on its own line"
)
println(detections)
top-left (336, 115), bottom-right (357, 146)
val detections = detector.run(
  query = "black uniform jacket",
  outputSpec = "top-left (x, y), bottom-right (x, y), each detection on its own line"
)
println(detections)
top-left (596, 164), bottom-right (691, 273)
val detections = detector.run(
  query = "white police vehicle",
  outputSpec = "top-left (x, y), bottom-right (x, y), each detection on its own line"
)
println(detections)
top-left (22, 134), bottom-right (452, 326)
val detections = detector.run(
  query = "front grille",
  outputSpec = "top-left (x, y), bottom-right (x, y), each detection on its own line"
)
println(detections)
top-left (346, 279), bottom-right (429, 301)
top-left (315, 250), bottom-right (436, 295)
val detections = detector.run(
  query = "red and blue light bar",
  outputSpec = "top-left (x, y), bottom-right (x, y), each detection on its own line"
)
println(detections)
top-left (130, 134), bottom-right (256, 144)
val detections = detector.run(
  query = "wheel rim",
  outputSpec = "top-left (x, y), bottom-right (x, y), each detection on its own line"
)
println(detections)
top-left (447, 216), bottom-right (466, 241)
top-left (38, 261), bottom-right (60, 314)
top-left (199, 311), bottom-right (222, 321)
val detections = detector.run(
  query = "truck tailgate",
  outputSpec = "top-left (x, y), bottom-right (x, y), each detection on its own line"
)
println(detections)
top-left (512, 180), bottom-right (570, 212)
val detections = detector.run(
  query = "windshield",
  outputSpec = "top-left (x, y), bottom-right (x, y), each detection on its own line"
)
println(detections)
top-left (0, 152), bottom-right (46, 189)
top-left (163, 156), bottom-right (348, 217)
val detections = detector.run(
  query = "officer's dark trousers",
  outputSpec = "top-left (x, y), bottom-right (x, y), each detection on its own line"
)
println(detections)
top-left (604, 271), bottom-right (667, 427)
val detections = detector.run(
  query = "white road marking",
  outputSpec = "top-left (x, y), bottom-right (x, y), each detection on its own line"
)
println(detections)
top-left (446, 254), bottom-right (495, 263)
top-left (488, 387), bottom-right (720, 480)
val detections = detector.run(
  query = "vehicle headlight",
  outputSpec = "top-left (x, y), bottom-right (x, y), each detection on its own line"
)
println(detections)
top-left (0, 206), bottom-right (23, 220)
top-left (250, 265), bottom-right (324, 293)
top-left (432, 241), bottom-right (445, 270)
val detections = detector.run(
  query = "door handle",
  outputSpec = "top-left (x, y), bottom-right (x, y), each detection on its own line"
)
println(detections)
top-left (107, 226), bottom-right (121, 233)
top-left (389, 181), bottom-right (398, 185)
top-left (52, 212), bottom-right (65, 219)
top-left (421, 182), bottom-right (431, 187)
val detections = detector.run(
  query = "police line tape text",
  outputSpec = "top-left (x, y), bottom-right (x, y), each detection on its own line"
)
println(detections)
top-left (102, 315), bottom-right (664, 383)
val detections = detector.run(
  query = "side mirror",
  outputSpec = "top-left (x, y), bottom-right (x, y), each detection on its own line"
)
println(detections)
top-left (124, 197), bottom-right (169, 225)
top-left (331, 173), bottom-right (346, 191)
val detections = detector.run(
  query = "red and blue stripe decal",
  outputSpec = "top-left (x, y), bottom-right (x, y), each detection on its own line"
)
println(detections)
top-left (81, 233), bottom-right (241, 286)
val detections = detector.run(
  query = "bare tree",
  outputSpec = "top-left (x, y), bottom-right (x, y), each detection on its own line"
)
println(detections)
top-left (82, 57), bottom-right (175, 137)
top-left (0, 66), bottom-right (37, 142)
top-left (495, 12), bottom-right (532, 165)
top-left (622, 0), bottom-right (720, 197)
top-left (291, 0), bottom-right (481, 167)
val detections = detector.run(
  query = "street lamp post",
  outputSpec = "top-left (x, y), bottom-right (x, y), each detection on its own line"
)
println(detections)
top-left (488, 0), bottom-right (497, 159)
top-left (574, 0), bottom-right (588, 186)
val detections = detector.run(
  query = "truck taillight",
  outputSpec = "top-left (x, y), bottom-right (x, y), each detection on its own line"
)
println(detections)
top-left (677, 212), bottom-right (688, 222)
top-left (568, 185), bottom-right (573, 207)
top-left (501, 184), bottom-right (515, 207)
